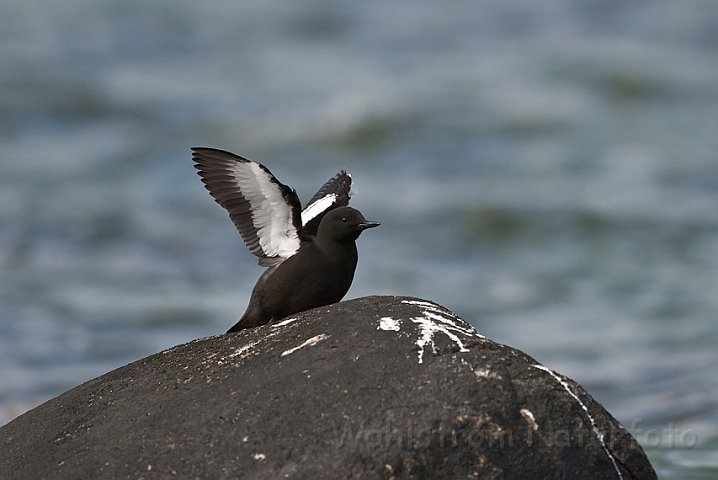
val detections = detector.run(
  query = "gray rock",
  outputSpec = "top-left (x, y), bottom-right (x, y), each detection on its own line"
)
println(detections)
top-left (1, 296), bottom-right (656, 479)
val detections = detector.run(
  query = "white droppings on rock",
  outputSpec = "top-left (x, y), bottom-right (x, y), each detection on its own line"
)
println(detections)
top-left (378, 317), bottom-right (401, 331)
top-left (401, 300), bottom-right (485, 364)
top-left (219, 331), bottom-right (285, 365)
top-left (424, 311), bottom-right (481, 338)
top-left (281, 334), bottom-right (330, 357)
top-left (474, 367), bottom-right (502, 380)
top-left (228, 340), bottom-right (260, 359)
top-left (217, 340), bottom-right (261, 364)
top-left (253, 453), bottom-right (266, 461)
top-left (272, 317), bottom-right (298, 328)
top-left (411, 316), bottom-right (470, 364)
top-left (520, 408), bottom-right (538, 431)
top-left (402, 299), bottom-right (457, 317)
top-left (532, 365), bottom-right (624, 480)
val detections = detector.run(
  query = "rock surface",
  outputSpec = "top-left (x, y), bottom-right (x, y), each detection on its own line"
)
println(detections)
top-left (1, 296), bottom-right (656, 480)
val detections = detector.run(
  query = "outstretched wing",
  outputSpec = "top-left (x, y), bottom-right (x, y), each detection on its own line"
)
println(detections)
top-left (301, 169), bottom-right (353, 236)
top-left (192, 147), bottom-right (303, 267)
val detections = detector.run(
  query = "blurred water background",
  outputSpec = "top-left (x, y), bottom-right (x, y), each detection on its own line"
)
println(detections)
top-left (1, 1), bottom-right (718, 477)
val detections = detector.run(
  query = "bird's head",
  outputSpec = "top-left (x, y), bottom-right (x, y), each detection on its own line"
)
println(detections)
top-left (317, 206), bottom-right (380, 243)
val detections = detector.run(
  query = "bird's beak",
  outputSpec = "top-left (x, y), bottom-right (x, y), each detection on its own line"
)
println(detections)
top-left (358, 220), bottom-right (380, 230)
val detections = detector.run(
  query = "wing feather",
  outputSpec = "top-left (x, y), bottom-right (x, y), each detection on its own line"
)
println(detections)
top-left (301, 170), bottom-right (352, 236)
top-left (192, 147), bottom-right (303, 266)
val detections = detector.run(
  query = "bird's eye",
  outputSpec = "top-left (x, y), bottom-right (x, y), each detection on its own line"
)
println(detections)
top-left (341, 217), bottom-right (348, 223)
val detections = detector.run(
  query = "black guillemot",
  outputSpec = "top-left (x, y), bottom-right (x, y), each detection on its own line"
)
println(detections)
top-left (192, 147), bottom-right (379, 333)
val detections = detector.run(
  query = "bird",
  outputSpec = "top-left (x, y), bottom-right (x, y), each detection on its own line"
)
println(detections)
top-left (192, 147), bottom-right (379, 333)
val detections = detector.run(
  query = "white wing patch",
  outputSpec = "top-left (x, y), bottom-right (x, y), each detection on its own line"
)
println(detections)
top-left (301, 193), bottom-right (337, 226)
top-left (232, 162), bottom-right (300, 259)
